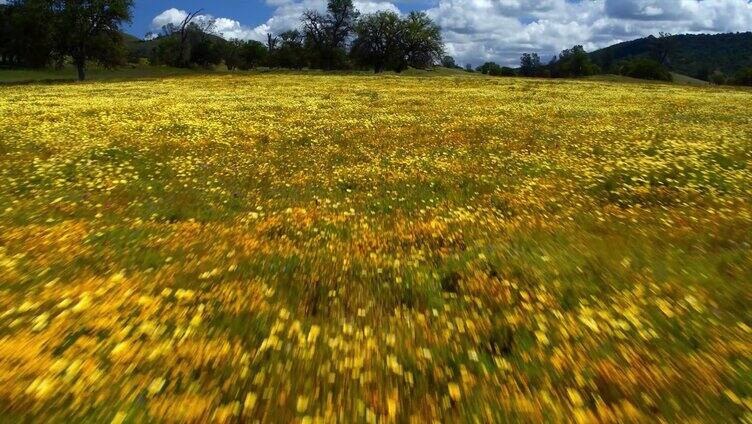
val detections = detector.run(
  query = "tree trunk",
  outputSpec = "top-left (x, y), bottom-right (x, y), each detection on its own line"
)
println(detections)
top-left (76, 60), bottom-right (86, 81)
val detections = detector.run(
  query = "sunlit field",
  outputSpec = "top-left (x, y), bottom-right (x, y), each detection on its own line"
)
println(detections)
top-left (0, 74), bottom-right (750, 422)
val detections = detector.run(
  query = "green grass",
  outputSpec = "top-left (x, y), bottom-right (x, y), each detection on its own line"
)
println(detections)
top-left (586, 72), bottom-right (710, 86)
top-left (670, 72), bottom-right (710, 86)
top-left (0, 64), bottom-right (480, 84)
top-left (401, 66), bottom-right (476, 76)
top-left (0, 64), bottom-right (202, 84)
top-left (1, 64), bottom-right (713, 86)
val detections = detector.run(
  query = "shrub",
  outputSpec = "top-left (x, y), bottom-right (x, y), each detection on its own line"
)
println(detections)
top-left (618, 58), bottom-right (672, 81)
top-left (732, 67), bottom-right (752, 86)
top-left (477, 61), bottom-right (501, 75)
top-left (477, 62), bottom-right (516, 77)
top-left (709, 71), bottom-right (727, 85)
top-left (499, 66), bottom-right (516, 76)
top-left (550, 46), bottom-right (599, 78)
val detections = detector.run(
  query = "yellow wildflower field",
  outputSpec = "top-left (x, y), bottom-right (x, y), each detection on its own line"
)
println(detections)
top-left (0, 74), bottom-right (750, 422)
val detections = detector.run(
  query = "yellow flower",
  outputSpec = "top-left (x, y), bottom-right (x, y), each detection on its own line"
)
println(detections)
top-left (296, 396), bottom-right (309, 413)
top-left (448, 383), bottom-right (461, 401)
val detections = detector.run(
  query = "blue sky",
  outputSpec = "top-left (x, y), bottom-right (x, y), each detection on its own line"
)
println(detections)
top-left (125, 1), bottom-right (276, 37)
top-left (125, 0), bottom-right (752, 66)
top-left (125, 0), bottom-right (434, 38)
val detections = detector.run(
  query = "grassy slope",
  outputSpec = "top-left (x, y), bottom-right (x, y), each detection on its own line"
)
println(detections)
top-left (670, 72), bottom-right (710, 86)
top-left (0, 74), bottom-right (750, 422)
top-left (2, 65), bottom-right (714, 87)
top-left (0, 65), bottom-right (475, 84)
top-left (0, 65), bottom-right (200, 84)
top-left (585, 72), bottom-right (710, 86)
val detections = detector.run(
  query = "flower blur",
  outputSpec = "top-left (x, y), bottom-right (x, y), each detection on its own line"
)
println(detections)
top-left (0, 74), bottom-right (750, 422)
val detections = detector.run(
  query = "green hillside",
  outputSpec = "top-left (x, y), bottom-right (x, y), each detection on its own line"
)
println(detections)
top-left (590, 32), bottom-right (752, 80)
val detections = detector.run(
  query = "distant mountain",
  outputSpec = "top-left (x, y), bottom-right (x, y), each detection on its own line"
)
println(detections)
top-left (589, 32), bottom-right (752, 80)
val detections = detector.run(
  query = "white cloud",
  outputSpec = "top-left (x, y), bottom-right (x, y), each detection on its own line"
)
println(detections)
top-left (151, 1), bottom-right (398, 43)
top-left (151, 7), bottom-right (269, 41)
top-left (253, 0), bottom-right (399, 36)
top-left (355, 1), bottom-right (400, 14)
top-left (429, 0), bottom-right (752, 66)
top-left (150, 0), bottom-right (752, 66)
top-left (151, 8), bottom-right (189, 30)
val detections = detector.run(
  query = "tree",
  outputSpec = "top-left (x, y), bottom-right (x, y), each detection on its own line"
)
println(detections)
top-left (176, 10), bottom-right (201, 67)
top-left (351, 11), bottom-right (405, 73)
top-left (551, 45), bottom-right (599, 78)
top-left (464, 63), bottom-right (473, 72)
top-left (401, 12), bottom-right (442, 69)
top-left (223, 39), bottom-right (244, 70)
top-left (189, 32), bottom-right (223, 68)
top-left (499, 66), bottom-right (516, 76)
top-left (652, 32), bottom-right (676, 66)
top-left (477, 61), bottom-right (501, 75)
top-left (350, 10), bottom-right (443, 73)
top-left (476, 61), bottom-right (515, 77)
top-left (3, 0), bottom-right (57, 68)
top-left (302, 0), bottom-right (359, 70)
top-left (241, 40), bottom-right (267, 69)
top-left (151, 11), bottom-right (224, 69)
top-left (53, 0), bottom-right (134, 80)
top-left (266, 33), bottom-right (278, 52)
top-left (519, 52), bottom-right (541, 77)
top-left (151, 35), bottom-right (181, 66)
top-left (326, 0), bottom-right (359, 49)
top-left (597, 49), bottom-right (616, 73)
top-left (159, 9), bottom-right (214, 67)
top-left (265, 33), bottom-right (279, 67)
top-left (0, 4), bottom-right (9, 64)
top-left (694, 66), bottom-right (710, 82)
top-left (275, 30), bottom-right (306, 69)
top-left (709, 70), bottom-right (727, 85)
top-left (733, 67), bottom-right (752, 86)
top-left (441, 55), bottom-right (456, 68)
top-left (618, 58), bottom-right (672, 81)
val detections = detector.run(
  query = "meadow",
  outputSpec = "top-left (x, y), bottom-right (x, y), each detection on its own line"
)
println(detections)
top-left (0, 74), bottom-right (750, 422)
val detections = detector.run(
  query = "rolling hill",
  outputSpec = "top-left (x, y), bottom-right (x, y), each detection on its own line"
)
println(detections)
top-left (589, 32), bottom-right (752, 80)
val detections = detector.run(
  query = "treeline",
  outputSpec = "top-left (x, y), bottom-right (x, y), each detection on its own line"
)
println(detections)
top-left (0, 0), bottom-right (133, 80)
top-left (472, 35), bottom-right (752, 86)
top-left (1, 0), bottom-right (444, 79)
top-left (703, 68), bottom-right (752, 86)
top-left (473, 45), bottom-right (673, 82)
top-left (146, 1), bottom-right (443, 73)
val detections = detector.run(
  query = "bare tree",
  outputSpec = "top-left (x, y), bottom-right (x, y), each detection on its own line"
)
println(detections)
top-left (653, 32), bottom-right (677, 66)
top-left (302, 0), bottom-right (359, 69)
top-left (267, 33), bottom-right (278, 52)
top-left (177, 9), bottom-right (203, 67)
top-left (301, 10), bottom-right (326, 47)
top-left (160, 9), bottom-right (216, 67)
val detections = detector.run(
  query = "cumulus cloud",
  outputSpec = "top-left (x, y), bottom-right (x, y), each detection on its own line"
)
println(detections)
top-left (430, 0), bottom-right (752, 66)
top-left (151, 0), bottom-right (752, 66)
top-left (151, 8), bottom-right (269, 41)
top-left (151, 8), bottom-right (189, 29)
top-left (151, 1), bottom-right (399, 43)
top-left (254, 0), bottom-right (399, 35)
